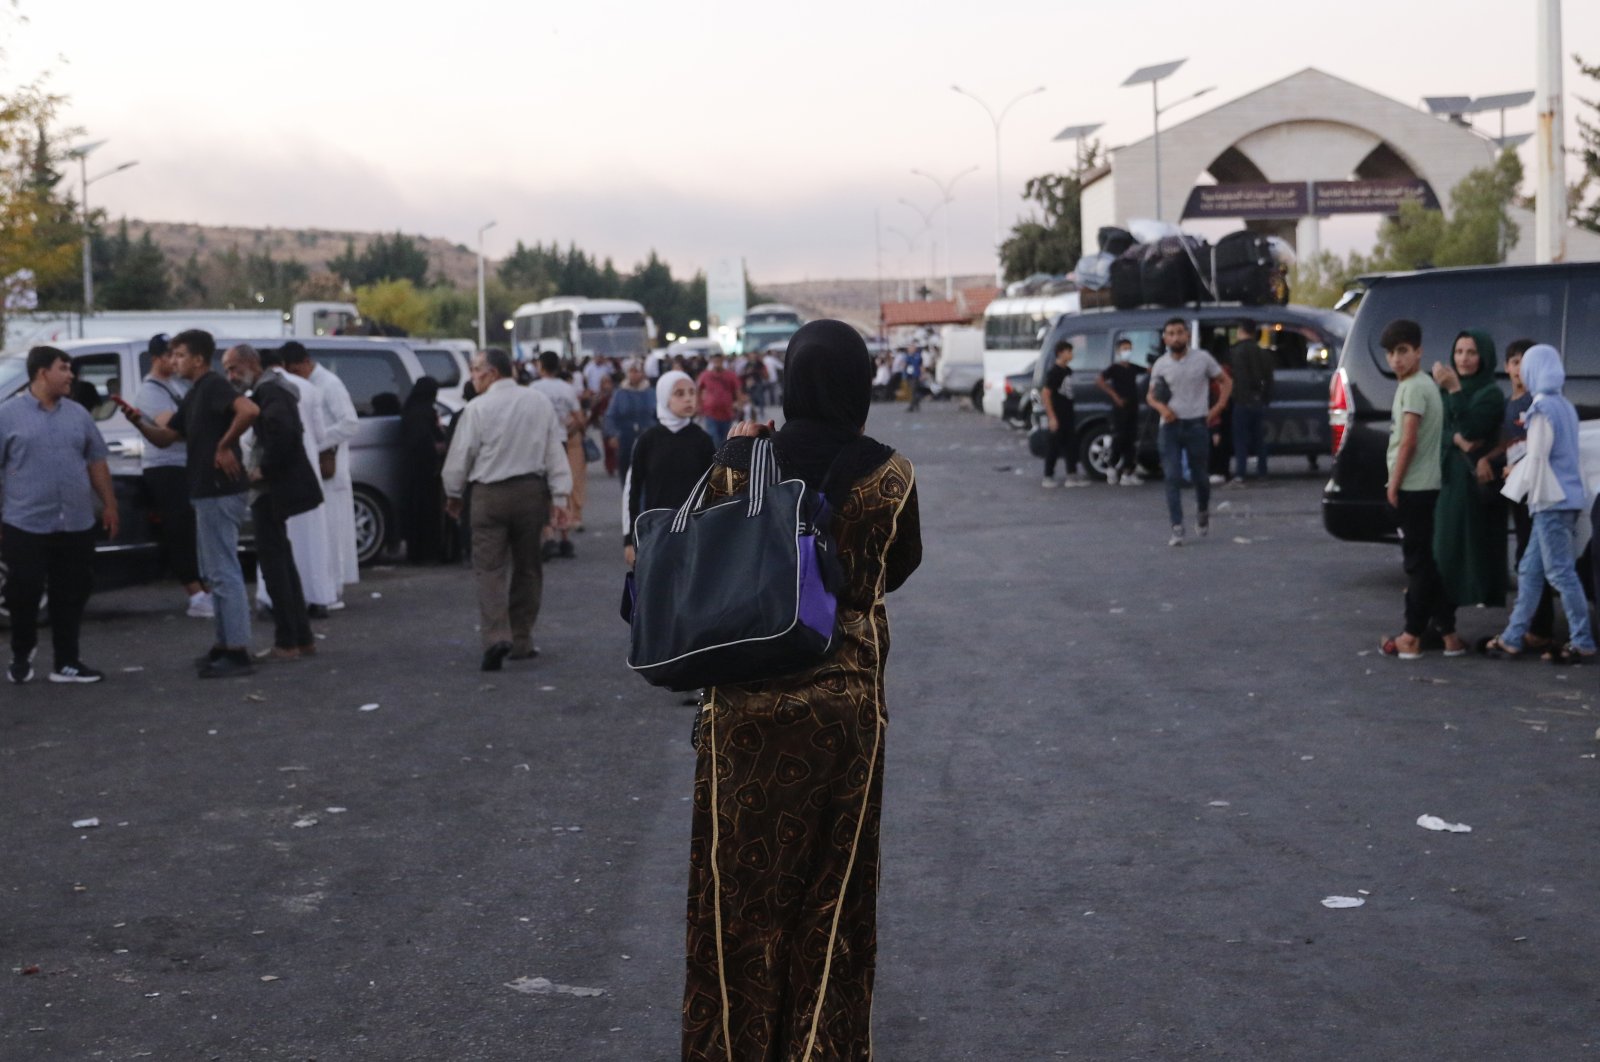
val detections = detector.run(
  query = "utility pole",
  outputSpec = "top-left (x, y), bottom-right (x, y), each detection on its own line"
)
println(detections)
top-left (1535, 0), bottom-right (1566, 263)
top-left (476, 220), bottom-right (496, 350)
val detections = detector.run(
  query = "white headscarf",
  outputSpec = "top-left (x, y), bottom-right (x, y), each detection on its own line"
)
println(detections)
top-left (655, 370), bottom-right (694, 432)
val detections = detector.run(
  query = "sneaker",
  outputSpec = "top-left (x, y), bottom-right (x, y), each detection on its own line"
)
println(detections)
top-left (8, 648), bottom-right (36, 684)
top-left (1226, 477), bottom-right (1249, 489)
top-left (50, 662), bottom-right (104, 684)
top-left (1120, 472), bottom-right (1144, 486)
top-left (1041, 477), bottom-right (1060, 489)
top-left (541, 540), bottom-right (560, 562)
top-left (558, 539), bottom-right (575, 559)
top-left (326, 600), bottom-right (347, 612)
top-left (1105, 470), bottom-right (1120, 486)
top-left (186, 591), bottom-right (214, 619)
top-left (481, 641), bottom-right (513, 672)
top-left (1208, 473), bottom-right (1226, 485)
top-left (194, 645), bottom-right (227, 668)
top-left (1168, 525), bottom-right (1185, 547)
top-left (306, 604), bottom-right (330, 620)
top-left (1198, 510), bottom-right (1210, 537)
top-left (198, 650), bottom-right (255, 679)
top-left (1061, 474), bottom-right (1089, 488)
top-left (508, 644), bottom-right (540, 661)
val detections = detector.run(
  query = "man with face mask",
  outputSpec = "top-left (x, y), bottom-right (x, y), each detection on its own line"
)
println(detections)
top-left (222, 345), bottom-right (323, 661)
top-left (1097, 338), bottom-right (1145, 486)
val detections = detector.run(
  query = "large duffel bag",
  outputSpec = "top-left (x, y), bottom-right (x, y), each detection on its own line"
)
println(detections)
top-left (1140, 236), bottom-right (1205, 307)
top-left (1097, 226), bottom-right (1136, 256)
top-left (1109, 245), bottom-right (1145, 309)
top-left (1214, 230), bottom-right (1273, 273)
top-left (1076, 252), bottom-right (1115, 290)
top-left (1078, 285), bottom-right (1116, 310)
top-left (1215, 260), bottom-right (1287, 305)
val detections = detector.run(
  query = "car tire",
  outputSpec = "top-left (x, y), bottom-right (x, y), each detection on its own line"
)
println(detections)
top-left (1078, 423), bottom-right (1116, 481)
top-left (351, 486), bottom-right (389, 566)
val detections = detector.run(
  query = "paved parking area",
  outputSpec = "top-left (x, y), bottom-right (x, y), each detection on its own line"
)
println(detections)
top-left (2, 401), bottom-right (1595, 1060)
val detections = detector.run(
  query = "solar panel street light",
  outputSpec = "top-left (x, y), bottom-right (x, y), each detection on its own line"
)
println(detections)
top-left (1121, 60), bottom-right (1211, 220)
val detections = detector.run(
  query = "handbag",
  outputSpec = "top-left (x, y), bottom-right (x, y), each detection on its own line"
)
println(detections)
top-left (582, 434), bottom-right (601, 464)
top-left (624, 437), bottom-right (842, 691)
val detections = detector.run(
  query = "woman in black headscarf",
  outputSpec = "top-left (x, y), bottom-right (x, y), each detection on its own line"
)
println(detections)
top-left (682, 319), bottom-right (922, 1061)
top-left (399, 377), bottom-right (446, 564)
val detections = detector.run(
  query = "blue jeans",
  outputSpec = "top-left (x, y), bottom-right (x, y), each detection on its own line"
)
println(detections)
top-left (705, 418), bottom-right (732, 450)
top-left (1232, 404), bottom-right (1268, 479)
top-left (1158, 418), bottom-right (1211, 527)
top-left (1500, 509), bottom-right (1596, 652)
top-left (193, 493), bottom-right (251, 649)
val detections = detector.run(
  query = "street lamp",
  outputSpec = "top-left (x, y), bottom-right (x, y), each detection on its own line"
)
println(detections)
top-left (1121, 60), bottom-right (1212, 221)
top-left (886, 226), bottom-right (920, 302)
top-left (67, 140), bottom-right (139, 319)
top-left (476, 220), bottom-right (496, 349)
top-left (1050, 122), bottom-right (1104, 177)
top-left (911, 165), bottom-right (979, 298)
top-left (951, 84), bottom-right (1046, 287)
top-left (897, 197), bottom-right (940, 294)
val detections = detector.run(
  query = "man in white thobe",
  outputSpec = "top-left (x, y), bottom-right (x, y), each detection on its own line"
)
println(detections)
top-left (253, 346), bottom-right (336, 611)
top-left (283, 342), bottom-right (360, 600)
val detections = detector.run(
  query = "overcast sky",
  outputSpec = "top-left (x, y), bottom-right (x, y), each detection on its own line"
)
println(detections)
top-left (6, 0), bottom-right (1597, 283)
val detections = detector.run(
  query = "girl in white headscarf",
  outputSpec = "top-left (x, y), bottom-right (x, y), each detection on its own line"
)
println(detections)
top-left (621, 370), bottom-right (716, 567)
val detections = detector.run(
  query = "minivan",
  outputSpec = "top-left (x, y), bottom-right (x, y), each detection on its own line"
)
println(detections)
top-left (1027, 304), bottom-right (1349, 478)
top-left (1322, 262), bottom-right (1600, 543)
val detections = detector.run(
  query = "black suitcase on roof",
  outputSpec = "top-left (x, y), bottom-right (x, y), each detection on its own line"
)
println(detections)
top-left (1098, 226), bottom-right (1136, 257)
top-left (1109, 245), bottom-right (1145, 309)
top-left (1140, 236), bottom-right (1204, 307)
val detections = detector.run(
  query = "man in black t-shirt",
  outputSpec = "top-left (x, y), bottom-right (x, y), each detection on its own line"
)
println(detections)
top-left (1097, 338), bottom-right (1144, 485)
top-left (1040, 339), bottom-right (1085, 488)
top-left (125, 329), bottom-right (261, 678)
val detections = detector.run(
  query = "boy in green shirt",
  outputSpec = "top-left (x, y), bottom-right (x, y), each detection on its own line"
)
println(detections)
top-left (1380, 319), bottom-right (1463, 659)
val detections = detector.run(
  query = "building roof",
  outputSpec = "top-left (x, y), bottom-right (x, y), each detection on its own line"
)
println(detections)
top-left (880, 286), bottom-right (1002, 328)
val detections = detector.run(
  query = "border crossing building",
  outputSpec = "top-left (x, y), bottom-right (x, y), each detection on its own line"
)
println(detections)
top-left (1080, 68), bottom-right (1600, 264)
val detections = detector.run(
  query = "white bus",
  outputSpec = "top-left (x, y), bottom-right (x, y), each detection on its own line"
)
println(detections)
top-left (510, 296), bottom-right (653, 365)
top-left (737, 303), bottom-right (804, 356)
top-left (979, 291), bottom-right (1080, 417)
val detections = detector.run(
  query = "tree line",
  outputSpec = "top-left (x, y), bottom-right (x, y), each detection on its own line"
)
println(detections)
top-left (0, 87), bottom-right (758, 344)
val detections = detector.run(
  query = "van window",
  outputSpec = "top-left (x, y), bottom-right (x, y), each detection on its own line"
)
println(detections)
top-left (413, 348), bottom-right (461, 387)
top-left (1064, 330), bottom-right (1112, 372)
top-left (1564, 274), bottom-right (1600, 378)
top-left (313, 349), bottom-right (410, 417)
top-left (1116, 328), bottom-right (1166, 367)
top-left (1358, 272), bottom-right (1561, 376)
top-left (70, 352), bottom-right (123, 421)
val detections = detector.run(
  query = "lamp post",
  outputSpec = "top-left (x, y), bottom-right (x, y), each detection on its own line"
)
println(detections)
top-left (68, 140), bottom-right (139, 320)
top-left (1050, 122), bottom-right (1104, 177)
top-left (1121, 60), bottom-right (1212, 221)
top-left (911, 165), bottom-right (978, 298)
top-left (897, 196), bottom-right (941, 295)
top-left (951, 84), bottom-right (1046, 287)
top-left (476, 220), bottom-right (496, 349)
top-left (886, 226), bottom-right (919, 301)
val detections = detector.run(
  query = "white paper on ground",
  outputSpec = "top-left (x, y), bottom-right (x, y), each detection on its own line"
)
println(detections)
top-left (1322, 896), bottom-right (1365, 909)
top-left (71, 817), bottom-right (100, 829)
top-left (505, 976), bottom-right (604, 998)
top-left (1417, 814), bottom-right (1472, 833)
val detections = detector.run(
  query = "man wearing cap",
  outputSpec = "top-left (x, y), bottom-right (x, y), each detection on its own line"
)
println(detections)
top-left (134, 333), bottom-right (210, 618)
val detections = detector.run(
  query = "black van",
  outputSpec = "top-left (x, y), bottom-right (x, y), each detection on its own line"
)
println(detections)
top-left (1322, 262), bottom-right (1600, 543)
top-left (1027, 305), bottom-right (1350, 476)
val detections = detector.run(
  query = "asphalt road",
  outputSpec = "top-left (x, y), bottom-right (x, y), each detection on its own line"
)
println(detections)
top-left (3, 400), bottom-right (1596, 1061)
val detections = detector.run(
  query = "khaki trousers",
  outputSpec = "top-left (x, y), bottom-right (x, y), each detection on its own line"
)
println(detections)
top-left (470, 476), bottom-right (551, 649)
top-left (565, 432), bottom-right (587, 525)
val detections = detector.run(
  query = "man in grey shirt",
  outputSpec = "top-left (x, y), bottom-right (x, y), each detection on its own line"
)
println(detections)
top-left (0, 346), bottom-right (119, 683)
top-left (134, 333), bottom-right (209, 617)
top-left (1146, 318), bottom-right (1231, 545)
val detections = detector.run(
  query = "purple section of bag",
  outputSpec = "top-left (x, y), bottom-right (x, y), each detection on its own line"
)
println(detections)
top-left (796, 534), bottom-right (837, 639)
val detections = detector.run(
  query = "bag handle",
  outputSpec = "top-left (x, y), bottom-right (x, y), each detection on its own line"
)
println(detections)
top-left (668, 435), bottom-right (783, 533)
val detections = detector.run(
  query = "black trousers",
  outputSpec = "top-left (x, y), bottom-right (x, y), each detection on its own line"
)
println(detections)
top-left (1044, 406), bottom-right (1078, 476)
top-left (2, 524), bottom-right (95, 668)
top-left (251, 497), bottom-right (312, 650)
top-left (1110, 405), bottom-right (1138, 472)
top-left (1395, 490), bottom-right (1456, 637)
top-left (142, 466), bottom-right (200, 586)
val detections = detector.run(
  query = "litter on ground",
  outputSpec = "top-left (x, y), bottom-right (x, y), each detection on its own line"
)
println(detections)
top-left (1417, 814), bottom-right (1472, 833)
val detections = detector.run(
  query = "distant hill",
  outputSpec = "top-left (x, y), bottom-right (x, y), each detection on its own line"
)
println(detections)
top-left (125, 220), bottom-right (481, 288)
top-left (124, 218), bottom-right (983, 328)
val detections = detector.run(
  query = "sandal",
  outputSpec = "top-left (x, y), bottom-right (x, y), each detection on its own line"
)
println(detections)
top-left (1543, 643), bottom-right (1597, 666)
top-left (1442, 636), bottom-right (1469, 658)
top-left (1380, 636), bottom-right (1423, 661)
top-left (1476, 636), bottom-right (1523, 660)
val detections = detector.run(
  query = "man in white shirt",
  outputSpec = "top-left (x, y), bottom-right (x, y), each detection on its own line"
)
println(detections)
top-left (530, 350), bottom-right (587, 557)
top-left (283, 342), bottom-right (361, 603)
top-left (442, 348), bottom-right (573, 671)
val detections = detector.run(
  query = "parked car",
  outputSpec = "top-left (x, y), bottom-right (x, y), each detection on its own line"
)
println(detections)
top-left (1322, 262), bottom-right (1600, 543)
top-left (0, 335), bottom-right (431, 578)
top-left (407, 338), bottom-right (475, 413)
top-left (1024, 304), bottom-right (1348, 478)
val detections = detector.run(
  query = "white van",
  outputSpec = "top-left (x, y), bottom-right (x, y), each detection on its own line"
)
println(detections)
top-left (979, 291), bottom-right (1079, 417)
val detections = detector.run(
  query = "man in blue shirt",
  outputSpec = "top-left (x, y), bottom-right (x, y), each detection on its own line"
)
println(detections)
top-left (904, 345), bottom-right (924, 412)
top-left (0, 346), bottom-right (119, 683)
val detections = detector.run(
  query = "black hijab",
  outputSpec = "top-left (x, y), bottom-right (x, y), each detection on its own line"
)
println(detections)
top-left (773, 319), bottom-right (894, 507)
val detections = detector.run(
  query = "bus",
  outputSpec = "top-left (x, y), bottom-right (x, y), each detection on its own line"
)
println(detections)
top-left (737, 303), bottom-right (804, 356)
top-left (510, 296), bottom-right (653, 365)
top-left (979, 291), bottom-right (1080, 417)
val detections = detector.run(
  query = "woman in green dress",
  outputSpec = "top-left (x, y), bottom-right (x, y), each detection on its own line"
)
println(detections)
top-left (1430, 329), bottom-right (1507, 610)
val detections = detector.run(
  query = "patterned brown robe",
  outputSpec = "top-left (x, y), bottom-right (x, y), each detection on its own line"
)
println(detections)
top-left (683, 451), bottom-right (921, 1062)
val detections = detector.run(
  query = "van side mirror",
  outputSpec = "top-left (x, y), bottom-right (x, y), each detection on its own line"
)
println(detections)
top-left (1307, 343), bottom-right (1330, 368)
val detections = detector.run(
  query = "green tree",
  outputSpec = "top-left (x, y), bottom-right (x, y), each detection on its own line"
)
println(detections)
top-left (99, 220), bottom-right (170, 309)
top-left (999, 172), bottom-right (1086, 282)
top-left (355, 278), bottom-right (431, 335)
top-left (1, 88), bottom-right (85, 317)
top-left (1364, 149), bottom-right (1523, 271)
top-left (328, 231), bottom-right (430, 286)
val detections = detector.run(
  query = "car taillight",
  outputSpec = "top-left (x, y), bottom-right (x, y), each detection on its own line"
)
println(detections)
top-left (1004, 381), bottom-right (1015, 396)
top-left (1328, 367), bottom-right (1350, 455)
